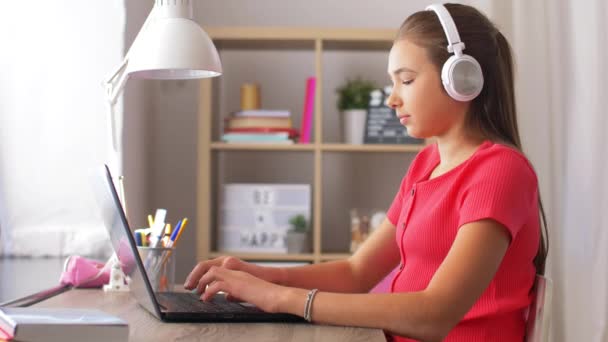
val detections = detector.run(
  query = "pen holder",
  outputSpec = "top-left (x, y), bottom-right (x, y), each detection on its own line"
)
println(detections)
top-left (137, 247), bottom-right (175, 292)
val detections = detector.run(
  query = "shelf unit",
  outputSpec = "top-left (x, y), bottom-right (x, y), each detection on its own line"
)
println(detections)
top-left (197, 27), bottom-right (424, 264)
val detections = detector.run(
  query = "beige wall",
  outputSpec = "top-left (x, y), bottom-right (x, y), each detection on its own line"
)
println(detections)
top-left (123, 0), bottom-right (152, 237)
top-left (126, 0), bottom-right (499, 279)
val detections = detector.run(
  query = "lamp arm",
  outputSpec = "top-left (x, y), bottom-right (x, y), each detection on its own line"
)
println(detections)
top-left (104, 59), bottom-right (129, 106)
top-left (103, 60), bottom-right (127, 164)
top-left (103, 2), bottom-right (160, 149)
top-left (102, 30), bottom-right (129, 214)
top-left (101, 3), bottom-right (160, 218)
top-left (104, 72), bottom-right (128, 217)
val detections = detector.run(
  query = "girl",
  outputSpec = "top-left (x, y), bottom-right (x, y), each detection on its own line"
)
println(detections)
top-left (184, 3), bottom-right (548, 341)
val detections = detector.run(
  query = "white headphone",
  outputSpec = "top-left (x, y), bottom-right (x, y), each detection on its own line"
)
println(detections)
top-left (426, 4), bottom-right (484, 102)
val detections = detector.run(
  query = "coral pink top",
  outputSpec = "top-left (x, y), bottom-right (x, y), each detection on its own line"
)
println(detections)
top-left (386, 140), bottom-right (539, 341)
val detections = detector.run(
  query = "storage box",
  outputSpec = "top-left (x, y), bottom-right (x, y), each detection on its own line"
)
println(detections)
top-left (221, 184), bottom-right (311, 208)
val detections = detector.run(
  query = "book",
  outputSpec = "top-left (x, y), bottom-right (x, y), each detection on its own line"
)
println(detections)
top-left (225, 116), bottom-right (293, 129)
top-left (299, 77), bottom-right (315, 144)
top-left (0, 307), bottom-right (128, 342)
top-left (223, 132), bottom-right (290, 138)
top-left (223, 139), bottom-right (295, 145)
top-left (233, 109), bottom-right (291, 117)
top-left (221, 133), bottom-right (293, 143)
top-left (225, 127), bottom-right (299, 137)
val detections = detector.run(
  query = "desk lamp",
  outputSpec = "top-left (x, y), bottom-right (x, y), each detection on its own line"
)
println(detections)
top-left (104, 0), bottom-right (222, 213)
top-left (101, 0), bottom-right (221, 290)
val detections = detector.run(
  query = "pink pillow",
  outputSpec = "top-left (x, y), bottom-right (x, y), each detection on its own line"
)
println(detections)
top-left (59, 255), bottom-right (110, 288)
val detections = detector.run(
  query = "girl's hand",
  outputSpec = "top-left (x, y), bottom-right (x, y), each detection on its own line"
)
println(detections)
top-left (192, 266), bottom-right (289, 313)
top-left (184, 256), bottom-right (286, 300)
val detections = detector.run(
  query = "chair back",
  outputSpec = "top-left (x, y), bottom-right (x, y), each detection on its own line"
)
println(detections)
top-left (524, 274), bottom-right (553, 342)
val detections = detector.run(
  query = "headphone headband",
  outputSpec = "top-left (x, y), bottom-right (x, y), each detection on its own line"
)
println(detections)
top-left (425, 4), bottom-right (465, 56)
top-left (423, 3), bottom-right (484, 101)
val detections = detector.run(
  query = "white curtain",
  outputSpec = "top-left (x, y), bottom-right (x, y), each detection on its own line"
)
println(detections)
top-left (502, 0), bottom-right (608, 340)
top-left (0, 1), bottom-right (126, 257)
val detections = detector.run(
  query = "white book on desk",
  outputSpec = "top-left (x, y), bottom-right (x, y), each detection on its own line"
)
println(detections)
top-left (0, 307), bottom-right (128, 342)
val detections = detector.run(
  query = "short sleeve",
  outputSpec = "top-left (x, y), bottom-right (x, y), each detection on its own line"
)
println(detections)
top-left (387, 175), bottom-right (408, 225)
top-left (458, 152), bottom-right (538, 240)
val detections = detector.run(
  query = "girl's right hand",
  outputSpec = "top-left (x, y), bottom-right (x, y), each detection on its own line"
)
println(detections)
top-left (183, 256), bottom-right (285, 294)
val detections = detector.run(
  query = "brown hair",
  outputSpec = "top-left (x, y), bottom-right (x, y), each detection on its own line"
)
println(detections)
top-left (397, 3), bottom-right (548, 275)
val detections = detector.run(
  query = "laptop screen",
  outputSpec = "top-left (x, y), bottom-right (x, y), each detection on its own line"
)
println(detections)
top-left (92, 165), bottom-right (163, 319)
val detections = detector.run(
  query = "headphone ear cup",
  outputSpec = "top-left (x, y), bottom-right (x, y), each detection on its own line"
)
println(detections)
top-left (441, 54), bottom-right (484, 102)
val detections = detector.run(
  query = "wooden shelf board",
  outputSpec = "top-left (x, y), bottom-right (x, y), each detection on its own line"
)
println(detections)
top-left (320, 253), bottom-right (352, 261)
top-left (211, 142), bottom-right (316, 151)
top-left (205, 27), bottom-right (396, 42)
top-left (211, 142), bottom-right (423, 152)
top-left (321, 143), bottom-right (424, 153)
top-left (209, 252), bottom-right (353, 262)
top-left (210, 252), bottom-right (315, 262)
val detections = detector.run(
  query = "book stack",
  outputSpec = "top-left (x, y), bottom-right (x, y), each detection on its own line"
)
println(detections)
top-left (222, 110), bottom-right (299, 144)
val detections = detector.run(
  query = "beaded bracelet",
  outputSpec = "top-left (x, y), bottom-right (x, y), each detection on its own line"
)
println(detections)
top-left (304, 288), bottom-right (319, 322)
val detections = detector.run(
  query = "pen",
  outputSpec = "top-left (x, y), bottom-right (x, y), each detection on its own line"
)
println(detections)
top-left (147, 214), bottom-right (154, 229)
top-left (161, 224), bottom-right (171, 247)
top-left (156, 217), bottom-right (189, 275)
top-left (135, 231), bottom-right (142, 246)
top-left (168, 220), bottom-right (182, 247)
top-left (172, 218), bottom-right (188, 248)
top-left (167, 218), bottom-right (187, 249)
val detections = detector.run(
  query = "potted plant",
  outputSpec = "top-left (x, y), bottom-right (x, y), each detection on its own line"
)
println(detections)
top-left (336, 77), bottom-right (376, 144)
top-left (286, 214), bottom-right (310, 253)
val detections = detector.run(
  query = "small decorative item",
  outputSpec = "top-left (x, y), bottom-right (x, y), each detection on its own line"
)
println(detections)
top-left (102, 255), bottom-right (130, 292)
top-left (286, 214), bottom-right (310, 253)
top-left (336, 77), bottom-right (376, 144)
top-left (349, 209), bottom-right (364, 253)
top-left (350, 209), bottom-right (386, 253)
top-left (240, 82), bottom-right (261, 110)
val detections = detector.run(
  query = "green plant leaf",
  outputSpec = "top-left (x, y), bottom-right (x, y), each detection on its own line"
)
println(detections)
top-left (288, 214), bottom-right (308, 233)
top-left (336, 77), bottom-right (377, 111)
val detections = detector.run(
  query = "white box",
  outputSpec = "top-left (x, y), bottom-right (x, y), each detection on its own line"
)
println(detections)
top-left (218, 207), bottom-right (310, 253)
top-left (220, 207), bottom-right (310, 229)
top-left (219, 226), bottom-right (288, 253)
top-left (221, 184), bottom-right (310, 208)
top-left (217, 184), bottom-right (311, 253)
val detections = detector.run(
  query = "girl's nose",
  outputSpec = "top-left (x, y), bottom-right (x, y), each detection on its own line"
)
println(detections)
top-left (386, 91), bottom-right (400, 109)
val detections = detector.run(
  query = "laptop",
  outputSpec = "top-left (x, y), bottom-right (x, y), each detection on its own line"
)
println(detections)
top-left (93, 164), bottom-right (305, 323)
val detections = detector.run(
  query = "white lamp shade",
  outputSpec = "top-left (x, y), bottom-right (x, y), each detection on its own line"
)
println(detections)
top-left (127, 17), bottom-right (222, 80)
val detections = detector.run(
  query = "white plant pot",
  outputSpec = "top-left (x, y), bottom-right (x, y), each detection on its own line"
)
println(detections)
top-left (286, 232), bottom-right (309, 253)
top-left (342, 109), bottom-right (367, 144)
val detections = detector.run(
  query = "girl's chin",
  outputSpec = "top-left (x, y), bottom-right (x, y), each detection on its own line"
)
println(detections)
top-left (404, 126), bottom-right (421, 138)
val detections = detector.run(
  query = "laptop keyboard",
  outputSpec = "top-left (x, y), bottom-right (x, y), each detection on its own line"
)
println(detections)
top-left (158, 292), bottom-right (263, 313)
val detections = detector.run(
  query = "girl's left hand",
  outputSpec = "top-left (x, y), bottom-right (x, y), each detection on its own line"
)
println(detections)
top-left (193, 266), bottom-right (288, 313)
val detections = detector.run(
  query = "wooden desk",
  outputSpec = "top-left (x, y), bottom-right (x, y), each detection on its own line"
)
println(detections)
top-left (33, 289), bottom-right (386, 341)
